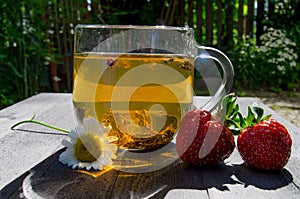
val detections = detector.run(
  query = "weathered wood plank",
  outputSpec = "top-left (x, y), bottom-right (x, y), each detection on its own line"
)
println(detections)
top-left (115, 161), bottom-right (236, 199)
top-left (23, 151), bottom-right (119, 199)
top-left (111, 162), bottom-right (179, 199)
top-left (1, 149), bottom-right (119, 199)
top-left (256, 99), bottom-right (300, 193)
top-left (1, 94), bottom-right (300, 199)
top-left (164, 189), bottom-right (209, 199)
top-left (207, 98), bottom-right (300, 198)
top-left (0, 93), bottom-right (74, 192)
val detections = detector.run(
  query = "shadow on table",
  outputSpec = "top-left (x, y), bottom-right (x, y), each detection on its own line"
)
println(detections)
top-left (0, 149), bottom-right (294, 199)
top-left (11, 128), bottom-right (69, 136)
top-left (233, 163), bottom-right (294, 190)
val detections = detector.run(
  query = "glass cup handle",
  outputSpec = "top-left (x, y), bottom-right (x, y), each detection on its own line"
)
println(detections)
top-left (194, 45), bottom-right (234, 112)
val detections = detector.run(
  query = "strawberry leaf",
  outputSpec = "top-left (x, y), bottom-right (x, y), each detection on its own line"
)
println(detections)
top-left (222, 93), bottom-right (237, 118)
top-left (246, 106), bottom-right (256, 126)
top-left (219, 94), bottom-right (274, 135)
top-left (228, 126), bottom-right (242, 135)
top-left (228, 97), bottom-right (237, 116)
top-left (262, 114), bottom-right (272, 121)
top-left (230, 104), bottom-right (239, 119)
top-left (252, 104), bottom-right (264, 122)
top-left (227, 118), bottom-right (242, 135)
top-left (237, 112), bottom-right (246, 129)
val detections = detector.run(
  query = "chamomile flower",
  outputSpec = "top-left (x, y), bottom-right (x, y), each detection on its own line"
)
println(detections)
top-left (59, 117), bottom-right (118, 170)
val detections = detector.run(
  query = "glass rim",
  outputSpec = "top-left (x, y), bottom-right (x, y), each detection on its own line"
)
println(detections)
top-left (75, 24), bottom-right (193, 31)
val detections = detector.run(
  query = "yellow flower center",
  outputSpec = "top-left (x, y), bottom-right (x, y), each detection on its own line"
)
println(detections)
top-left (74, 134), bottom-right (103, 162)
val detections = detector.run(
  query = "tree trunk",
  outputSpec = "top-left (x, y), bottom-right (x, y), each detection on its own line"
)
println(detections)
top-left (196, 0), bottom-right (203, 43)
top-left (246, 0), bottom-right (254, 37)
top-left (52, 0), bottom-right (61, 92)
top-left (237, 0), bottom-right (244, 38)
top-left (160, 0), bottom-right (167, 24)
top-left (225, 0), bottom-right (234, 49)
top-left (205, 0), bottom-right (213, 45)
top-left (62, 0), bottom-right (71, 91)
top-left (168, 0), bottom-right (178, 25)
top-left (178, 0), bottom-right (185, 26)
top-left (268, 0), bottom-right (275, 23)
top-left (257, 0), bottom-right (265, 45)
top-left (188, 0), bottom-right (194, 28)
top-left (216, 0), bottom-right (223, 47)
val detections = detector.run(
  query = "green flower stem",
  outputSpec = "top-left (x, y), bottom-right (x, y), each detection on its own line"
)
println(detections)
top-left (11, 118), bottom-right (69, 134)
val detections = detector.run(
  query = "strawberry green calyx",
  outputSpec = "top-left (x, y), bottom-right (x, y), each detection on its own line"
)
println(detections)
top-left (222, 93), bottom-right (240, 122)
top-left (215, 93), bottom-right (241, 135)
top-left (236, 104), bottom-right (272, 131)
top-left (219, 94), bottom-right (272, 136)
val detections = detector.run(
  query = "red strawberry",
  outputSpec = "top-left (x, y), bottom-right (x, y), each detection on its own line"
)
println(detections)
top-left (176, 94), bottom-right (237, 165)
top-left (237, 105), bottom-right (292, 170)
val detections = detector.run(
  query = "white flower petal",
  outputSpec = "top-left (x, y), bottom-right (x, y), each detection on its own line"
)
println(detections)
top-left (92, 161), bottom-right (102, 170)
top-left (59, 117), bottom-right (118, 171)
top-left (111, 153), bottom-right (117, 159)
top-left (83, 117), bottom-right (100, 134)
top-left (100, 123), bottom-right (111, 135)
top-left (59, 150), bottom-right (75, 162)
top-left (59, 152), bottom-right (68, 161)
top-left (98, 156), bottom-right (112, 166)
top-left (67, 159), bottom-right (74, 167)
top-left (72, 164), bottom-right (78, 169)
top-left (101, 150), bottom-right (113, 157)
top-left (60, 148), bottom-right (74, 156)
top-left (105, 136), bottom-right (118, 143)
top-left (84, 162), bottom-right (91, 169)
top-left (91, 161), bottom-right (98, 169)
top-left (85, 164), bottom-right (92, 170)
top-left (104, 144), bottom-right (117, 154)
top-left (62, 140), bottom-right (73, 148)
top-left (77, 126), bottom-right (85, 137)
top-left (68, 159), bottom-right (79, 167)
top-left (59, 156), bottom-right (69, 164)
top-left (61, 157), bottom-right (72, 164)
top-left (78, 162), bottom-right (88, 169)
top-left (68, 130), bottom-right (79, 140)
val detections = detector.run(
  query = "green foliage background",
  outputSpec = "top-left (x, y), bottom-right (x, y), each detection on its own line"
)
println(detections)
top-left (229, 0), bottom-right (300, 92)
top-left (0, 0), bottom-right (54, 107)
top-left (0, 0), bottom-right (299, 109)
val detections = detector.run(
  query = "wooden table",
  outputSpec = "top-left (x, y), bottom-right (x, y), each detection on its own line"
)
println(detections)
top-left (0, 93), bottom-right (299, 199)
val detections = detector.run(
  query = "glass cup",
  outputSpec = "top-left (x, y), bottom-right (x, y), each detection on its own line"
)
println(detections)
top-left (73, 25), bottom-right (234, 151)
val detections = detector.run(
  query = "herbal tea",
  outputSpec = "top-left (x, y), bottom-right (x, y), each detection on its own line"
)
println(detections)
top-left (73, 53), bottom-right (194, 150)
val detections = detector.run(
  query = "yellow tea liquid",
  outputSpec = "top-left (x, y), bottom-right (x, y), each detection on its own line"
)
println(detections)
top-left (73, 53), bottom-right (194, 150)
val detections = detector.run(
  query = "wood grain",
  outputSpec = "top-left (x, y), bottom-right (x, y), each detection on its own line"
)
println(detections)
top-left (0, 93), bottom-right (300, 199)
